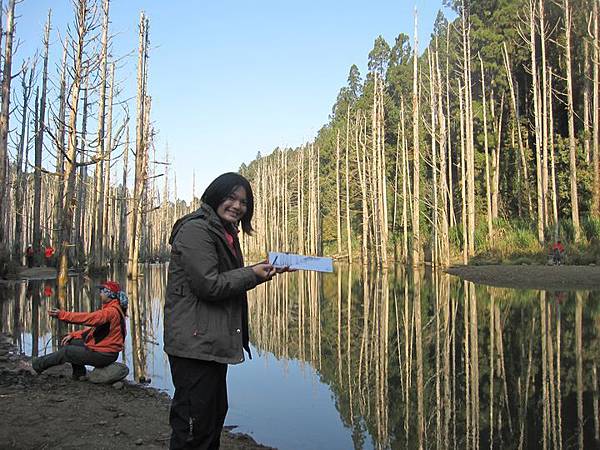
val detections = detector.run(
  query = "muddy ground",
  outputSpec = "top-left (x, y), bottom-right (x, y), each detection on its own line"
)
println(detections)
top-left (0, 334), bottom-right (273, 450)
top-left (446, 264), bottom-right (600, 290)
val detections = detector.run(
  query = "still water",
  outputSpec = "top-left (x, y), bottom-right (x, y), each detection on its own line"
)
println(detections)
top-left (1, 264), bottom-right (599, 449)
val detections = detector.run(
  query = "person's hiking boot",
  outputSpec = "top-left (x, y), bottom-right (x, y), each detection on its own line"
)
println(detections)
top-left (72, 365), bottom-right (86, 381)
top-left (31, 357), bottom-right (43, 375)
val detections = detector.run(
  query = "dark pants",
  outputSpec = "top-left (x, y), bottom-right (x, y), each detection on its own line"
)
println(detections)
top-left (553, 249), bottom-right (562, 264)
top-left (33, 339), bottom-right (118, 378)
top-left (168, 355), bottom-right (228, 450)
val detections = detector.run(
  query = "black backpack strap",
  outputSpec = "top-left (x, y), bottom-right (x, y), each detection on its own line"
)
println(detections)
top-left (110, 304), bottom-right (127, 340)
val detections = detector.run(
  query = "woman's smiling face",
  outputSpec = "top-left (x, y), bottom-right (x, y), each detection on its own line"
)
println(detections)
top-left (216, 186), bottom-right (248, 225)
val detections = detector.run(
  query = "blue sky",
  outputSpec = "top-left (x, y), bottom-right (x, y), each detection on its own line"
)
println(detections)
top-left (18, 1), bottom-right (450, 201)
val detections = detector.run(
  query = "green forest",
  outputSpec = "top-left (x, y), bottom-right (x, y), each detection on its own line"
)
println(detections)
top-left (241, 0), bottom-right (600, 267)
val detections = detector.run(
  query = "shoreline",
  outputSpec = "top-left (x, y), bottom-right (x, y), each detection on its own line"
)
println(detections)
top-left (5, 264), bottom-right (600, 291)
top-left (445, 264), bottom-right (600, 291)
top-left (0, 333), bottom-right (273, 449)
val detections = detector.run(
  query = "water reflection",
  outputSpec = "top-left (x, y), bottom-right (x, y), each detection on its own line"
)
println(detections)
top-left (0, 266), bottom-right (168, 385)
top-left (247, 264), bottom-right (600, 449)
top-left (1, 264), bottom-right (599, 449)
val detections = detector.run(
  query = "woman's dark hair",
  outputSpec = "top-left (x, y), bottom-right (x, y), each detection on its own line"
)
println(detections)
top-left (201, 172), bottom-right (255, 234)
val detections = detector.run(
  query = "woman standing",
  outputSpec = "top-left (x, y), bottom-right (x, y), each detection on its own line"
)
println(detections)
top-left (164, 172), bottom-right (280, 449)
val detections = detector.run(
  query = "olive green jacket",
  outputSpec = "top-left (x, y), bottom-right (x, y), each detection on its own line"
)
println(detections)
top-left (164, 203), bottom-right (257, 364)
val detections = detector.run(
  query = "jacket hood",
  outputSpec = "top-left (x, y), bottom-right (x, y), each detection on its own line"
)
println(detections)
top-left (169, 203), bottom-right (224, 245)
top-left (102, 298), bottom-right (122, 310)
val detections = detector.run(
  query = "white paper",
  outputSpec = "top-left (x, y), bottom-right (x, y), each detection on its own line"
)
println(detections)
top-left (268, 252), bottom-right (334, 273)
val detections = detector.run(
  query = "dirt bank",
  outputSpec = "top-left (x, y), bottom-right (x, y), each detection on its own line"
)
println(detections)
top-left (0, 334), bottom-right (273, 450)
top-left (446, 264), bottom-right (600, 291)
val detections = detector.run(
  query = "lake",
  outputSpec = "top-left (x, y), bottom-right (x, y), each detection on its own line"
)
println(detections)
top-left (1, 264), bottom-right (599, 449)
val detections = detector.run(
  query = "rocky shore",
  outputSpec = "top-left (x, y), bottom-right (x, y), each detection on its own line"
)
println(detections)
top-left (0, 333), bottom-right (273, 450)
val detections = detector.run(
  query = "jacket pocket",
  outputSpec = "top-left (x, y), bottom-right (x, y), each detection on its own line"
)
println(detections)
top-left (196, 301), bottom-right (230, 337)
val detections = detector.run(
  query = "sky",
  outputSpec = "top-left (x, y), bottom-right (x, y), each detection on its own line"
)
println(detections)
top-left (17, 0), bottom-right (451, 202)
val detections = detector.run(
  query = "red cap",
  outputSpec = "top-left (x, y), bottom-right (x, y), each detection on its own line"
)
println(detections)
top-left (98, 280), bottom-right (121, 294)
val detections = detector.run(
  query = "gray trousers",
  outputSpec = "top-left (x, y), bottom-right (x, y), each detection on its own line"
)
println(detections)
top-left (34, 339), bottom-right (118, 377)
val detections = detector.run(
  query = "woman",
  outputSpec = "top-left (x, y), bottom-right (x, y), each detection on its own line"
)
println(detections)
top-left (32, 280), bottom-right (128, 380)
top-left (164, 172), bottom-right (282, 450)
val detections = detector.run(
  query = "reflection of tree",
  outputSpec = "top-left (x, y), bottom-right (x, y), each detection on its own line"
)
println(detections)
top-left (1, 267), bottom-right (168, 386)
top-left (13, 280), bottom-right (23, 353)
top-left (128, 277), bottom-right (147, 382)
top-left (0, 284), bottom-right (5, 331)
top-left (30, 281), bottom-right (40, 357)
top-left (125, 264), bottom-right (167, 383)
top-left (576, 292), bottom-right (583, 449)
top-left (248, 266), bottom-right (600, 449)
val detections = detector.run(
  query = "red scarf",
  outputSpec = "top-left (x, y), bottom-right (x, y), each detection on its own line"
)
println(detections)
top-left (224, 228), bottom-right (238, 257)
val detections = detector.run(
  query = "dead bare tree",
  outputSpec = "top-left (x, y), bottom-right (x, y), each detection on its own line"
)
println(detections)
top-left (12, 66), bottom-right (35, 262)
top-left (57, 0), bottom-right (96, 299)
top-left (563, 0), bottom-right (581, 241)
top-left (412, 9), bottom-right (421, 266)
top-left (127, 11), bottom-right (150, 279)
top-left (0, 0), bottom-right (16, 245)
top-left (32, 10), bottom-right (51, 266)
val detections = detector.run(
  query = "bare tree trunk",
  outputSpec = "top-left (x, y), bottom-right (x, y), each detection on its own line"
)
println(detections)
top-left (436, 45), bottom-right (450, 266)
top-left (128, 12), bottom-right (150, 279)
top-left (0, 0), bottom-right (16, 244)
top-left (119, 125), bottom-right (129, 262)
top-left (336, 129), bottom-right (342, 256)
top-left (74, 81), bottom-right (89, 264)
top-left (297, 147), bottom-right (304, 255)
top-left (33, 11), bottom-right (52, 265)
top-left (461, 1), bottom-right (476, 257)
top-left (13, 68), bottom-right (34, 263)
top-left (584, 41), bottom-right (591, 165)
top-left (58, 0), bottom-right (88, 304)
top-left (54, 38), bottom-right (69, 247)
top-left (393, 123), bottom-right (400, 241)
top-left (503, 42), bottom-right (533, 218)
top-left (459, 80), bottom-right (468, 264)
top-left (479, 53), bottom-right (493, 241)
top-left (356, 114), bottom-right (369, 264)
top-left (92, 0), bottom-right (111, 268)
top-left (529, 0), bottom-right (545, 243)
top-left (378, 81), bottom-right (389, 266)
top-left (539, 0), bottom-right (549, 228)
top-left (370, 75), bottom-right (381, 264)
top-left (593, 2), bottom-right (600, 216)
top-left (101, 61), bottom-right (115, 262)
top-left (428, 50), bottom-right (439, 265)
top-left (345, 106), bottom-right (352, 261)
top-left (490, 93), bottom-right (504, 220)
top-left (412, 10), bottom-right (421, 266)
top-left (549, 69), bottom-right (559, 241)
top-left (564, 0), bottom-right (581, 241)
top-left (445, 25), bottom-right (456, 229)
top-left (401, 99), bottom-right (409, 263)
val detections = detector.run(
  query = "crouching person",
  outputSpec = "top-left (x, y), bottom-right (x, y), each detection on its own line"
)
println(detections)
top-left (33, 281), bottom-right (128, 380)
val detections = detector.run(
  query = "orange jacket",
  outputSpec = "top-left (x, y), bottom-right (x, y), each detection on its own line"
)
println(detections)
top-left (58, 299), bottom-right (126, 353)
